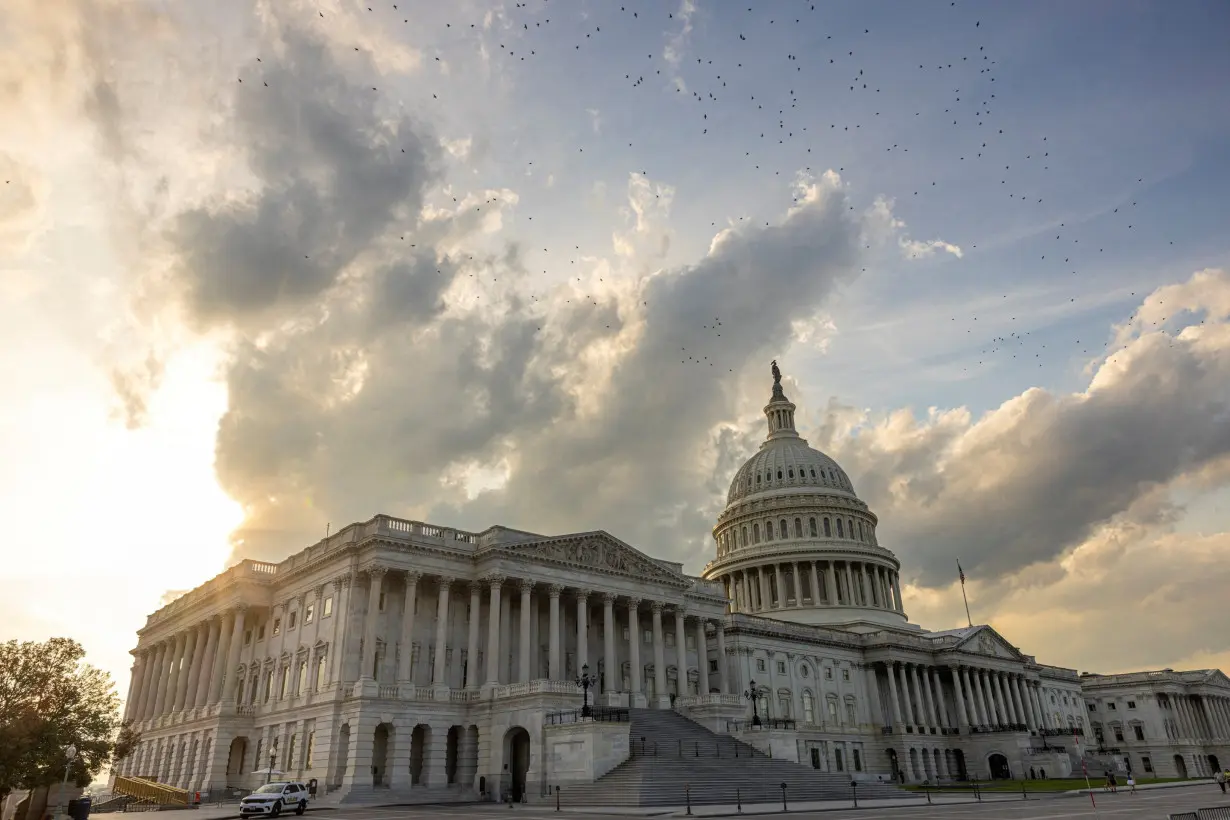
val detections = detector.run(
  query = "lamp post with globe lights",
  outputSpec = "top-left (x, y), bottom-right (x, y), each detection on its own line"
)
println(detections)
top-left (744, 680), bottom-right (768, 727)
top-left (54, 745), bottom-right (77, 820)
top-left (576, 663), bottom-right (595, 718)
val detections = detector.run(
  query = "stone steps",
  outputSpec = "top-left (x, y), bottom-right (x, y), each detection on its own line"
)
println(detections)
top-left (560, 708), bottom-right (914, 807)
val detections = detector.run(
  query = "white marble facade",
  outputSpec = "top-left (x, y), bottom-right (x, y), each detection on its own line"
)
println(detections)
top-left (115, 371), bottom-right (1230, 798)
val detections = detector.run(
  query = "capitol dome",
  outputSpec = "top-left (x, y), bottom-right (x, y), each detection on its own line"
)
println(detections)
top-left (703, 363), bottom-right (908, 628)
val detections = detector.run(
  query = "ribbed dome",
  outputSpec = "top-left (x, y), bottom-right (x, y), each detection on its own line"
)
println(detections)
top-left (727, 438), bottom-right (855, 505)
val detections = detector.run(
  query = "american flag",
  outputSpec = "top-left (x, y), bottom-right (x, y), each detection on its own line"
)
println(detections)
top-left (957, 560), bottom-right (966, 585)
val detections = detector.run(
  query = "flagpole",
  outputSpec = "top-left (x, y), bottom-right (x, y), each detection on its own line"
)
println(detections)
top-left (958, 559), bottom-right (972, 627)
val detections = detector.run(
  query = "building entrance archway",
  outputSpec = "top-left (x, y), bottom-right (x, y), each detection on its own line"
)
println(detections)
top-left (952, 749), bottom-right (967, 780)
top-left (372, 724), bottom-right (391, 787)
top-left (1208, 754), bottom-right (1220, 774)
top-left (503, 727), bottom-right (531, 803)
top-left (1174, 754), bottom-right (1188, 778)
top-left (988, 753), bottom-right (1011, 780)
top-left (225, 737), bottom-right (248, 787)
top-left (333, 724), bottom-right (351, 788)
top-left (886, 749), bottom-right (900, 780)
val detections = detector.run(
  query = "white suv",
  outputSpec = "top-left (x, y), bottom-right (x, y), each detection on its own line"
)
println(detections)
top-left (239, 782), bottom-right (308, 818)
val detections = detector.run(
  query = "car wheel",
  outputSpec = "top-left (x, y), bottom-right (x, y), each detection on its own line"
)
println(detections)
top-left (270, 801), bottom-right (282, 818)
top-left (295, 801), bottom-right (306, 816)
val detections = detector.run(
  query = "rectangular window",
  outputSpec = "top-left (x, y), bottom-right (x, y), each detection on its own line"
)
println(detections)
top-left (757, 659), bottom-right (766, 672)
top-left (272, 618), bottom-right (281, 637)
top-left (258, 625), bottom-right (266, 641)
top-left (777, 661), bottom-right (786, 674)
top-left (665, 633), bottom-right (675, 647)
top-left (287, 612), bottom-right (297, 630)
top-left (323, 596), bottom-right (333, 617)
top-left (834, 748), bottom-right (844, 771)
top-left (825, 667), bottom-right (833, 680)
top-left (304, 603), bottom-right (314, 624)
top-left (828, 700), bottom-right (838, 721)
top-left (255, 738), bottom-right (263, 763)
top-left (642, 629), bottom-right (652, 644)
top-left (847, 702), bottom-right (856, 723)
top-left (1127, 700), bottom-right (1136, 709)
top-left (279, 665), bottom-right (290, 699)
top-left (709, 660), bottom-right (718, 673)
top-left (1108, 702), bottom-right (1116, 710)
top-left (305, 731), bottom-right (315, 768)
top-left (1141, 756), bottom-right (1152, 773)
top-left (622, 627), bottom-right (630, 640)
top-left (288, 733), bottom-right (298, 768)
top-left (315, 655), bottom-right (327, 690)
top-left (1114, 727), bottom-right (1124, 742)
top-left (853, 749), bottom-right (862, 772)
top-left (1133, 725), bottom-right (1144, 741)
top-left (263, 670), bottom-right (273, 703)
top-left (1088, 703), bottom-right (1096, 711)
top-left (842, 669), bottom-right (850, 681)
top-left (297, 662), bottom-right (308, 695)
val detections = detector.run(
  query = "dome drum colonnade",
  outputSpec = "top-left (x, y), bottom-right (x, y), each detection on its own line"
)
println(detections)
top-left (703, 365), bottom-right (905, 624)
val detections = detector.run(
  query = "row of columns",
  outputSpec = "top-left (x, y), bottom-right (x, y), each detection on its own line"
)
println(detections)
top-left (356, 568), bottom-right (730, 696)
top-left (1164, 693), bottom-right (1230, 742)
top-left (882, 662), bottom-right (1053, 734)
top-left (721, 560), bottom-right (903, 614)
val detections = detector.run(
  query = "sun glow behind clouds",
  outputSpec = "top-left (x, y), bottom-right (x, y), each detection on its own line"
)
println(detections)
top-left (0, 339), bottom-right (240, 689)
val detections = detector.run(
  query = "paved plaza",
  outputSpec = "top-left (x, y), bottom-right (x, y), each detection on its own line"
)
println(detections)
top-left (187, 782), bottom-right (1230, 820)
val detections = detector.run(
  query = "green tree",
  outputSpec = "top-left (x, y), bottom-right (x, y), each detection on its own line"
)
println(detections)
top-left (0, 638), bottom-right (134, 804)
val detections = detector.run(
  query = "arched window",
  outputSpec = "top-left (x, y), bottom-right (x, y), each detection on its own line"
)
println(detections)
top-left (315, 653), bottom-right (327, 690)
top-left (297, 661), bottom-right (308, 695)
top-left (758, 692), bottom-right (770, 717)
top-left (827, 695), bottom-right (839, 723)
top-left (788, 468), bottom-right (794, 479)
top-left (741, 526), bottom-right (748, 546)
top-left (836, 519), bottom-right (844, 538)
top-left (823, 517), bottom-right (832, 537)
top-left (236, 677), bottom-right (246, 704)
top-left (810, 468), bottom-right (816, 478)
top-left (803, 690), bottom-right (816, 724)
top-left (848, 519), bottom-right (856, 539)
top-left (753, 523), bottom-right (760, 543)
top-left (766, 520), bottom-right (774, 540)
top-left (777, 689), bottom-right (793, 719)
top-left (858, 521), bottom-right (865, 541)
top-left (809, 517), bottom-right (818, 537)
top-left (780, 519), bottom-right (788, 539)
top-left (756, 473), bottom-right (762, 484)
top-left (777, 470), bottom-right (783, 480)
top-left (795, 518), bottom-right (803, 538)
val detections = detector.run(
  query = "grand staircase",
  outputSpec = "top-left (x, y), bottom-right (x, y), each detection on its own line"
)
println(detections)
top-left (559, 708), bottom-right (914, 807)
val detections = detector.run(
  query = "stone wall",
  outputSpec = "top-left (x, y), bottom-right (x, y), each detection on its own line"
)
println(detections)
top-left (543, 720), bottom-right (630, 787)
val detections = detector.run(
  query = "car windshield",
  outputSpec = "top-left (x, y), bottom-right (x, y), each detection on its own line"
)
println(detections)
top-left (253, 785), bottom-right (285, 794)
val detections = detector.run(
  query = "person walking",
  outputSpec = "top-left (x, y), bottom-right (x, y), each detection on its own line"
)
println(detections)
top-left (1126, 774), bottom-right (1136, 794)
top-left (1215, 768), bottom-right (1226, 794)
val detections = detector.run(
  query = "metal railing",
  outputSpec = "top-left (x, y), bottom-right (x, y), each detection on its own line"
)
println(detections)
top-left (967, 722), bottom-right (1028, 734)
top-left (545, 707), bottom-right (629, 725)
top-left (727, 718), bottom-right (796, 732)
top-left (629, 736), bottom-right (766, 759)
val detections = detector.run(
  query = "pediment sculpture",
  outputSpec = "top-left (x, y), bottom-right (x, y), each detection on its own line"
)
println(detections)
top-left (515, 537), bottom-right (678, 581)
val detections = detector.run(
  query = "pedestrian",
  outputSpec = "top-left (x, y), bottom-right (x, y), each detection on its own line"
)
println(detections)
top-left (1127, 774), bottom-right (1136, 795)
top-left (1215, 768), bottom-right (1226, 794)
top-left (1108, 772), bottom-right (1118, 794)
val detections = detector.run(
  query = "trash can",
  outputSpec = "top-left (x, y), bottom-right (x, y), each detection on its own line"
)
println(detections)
top-left (67, 797), bottom-right (91, 820)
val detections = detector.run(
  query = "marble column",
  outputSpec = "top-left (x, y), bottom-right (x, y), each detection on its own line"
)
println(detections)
top-left (547, 585), bottom-right (562, 680)
top-left (360, 567), bottom-right (387, 681)
top-left (773, 565), bottom-right (785, 608)
top-left (485, 577), bottom-right (503, 685)
top-left (931, 668), bottom-right (951, 728)
top-left (920, 665), bottom-right (938, 729)
top-left (328, 573), bottom-right (352, 686)
top-left (909, 664), bottom-right (928, 729)
top-left (673, 609), bottom-right (688, 696)
top-left (885, 663), bottom-right (903, 726)
top-left (139, 645), bottom-right (163, 720)
top-left (651, 602), bottom-right (666, 702)
top-left (864, 565), bottom-right (878, 607)
top-left (181, 624), bottom-right (206, 711)
top-left (165, 633), bottom-right (187, 713)
top-left (122, 662), bottom-right (140, 723)
top-left (575, 591), bottom-right (589, 671)
top-left (891, 573), bottom-right (904, 613)
top-left (793, 562), bottom-right (804, 604)
top-left (627, 599), bottom-right (642, 698)
top-left (968, 668), bottom-right (987, 725)
top-left (192, 619), bottom-right (219, 709)
top-left (602, 593), bottom-right (616, 693)
top-left (974, 670), bottom-right (992, 723)
top-left (951, 666), bottom-right (970, 728)
top-left (993, 674), bottom-right (1011, 724)
top-left (843, 564), bottom-right (856, 605)
top-left (464, 582), bottom-right (481, 688)
top-left (695, 619), bottom-right (710, 694)
top-left (897, 662), bottom-right (916, 726)
top-left (222, 605), bottom-right (246, 701)
top-left (398, 572), bottom-right (419, 683)
top-left (432, 577), bottom-right (452, 686)
top-left (809, 563), bottom-right (821, 605)
top-left (206, 614), bottom-right (232, 705)
top-left (715, 625), bottom-right (727, 694)
top-left (1011, 675), bottom-right (1029, 728)
top-left (759, 570), bottom-right (771, 611)
top-left (518, 581), bottom-right (534, 684)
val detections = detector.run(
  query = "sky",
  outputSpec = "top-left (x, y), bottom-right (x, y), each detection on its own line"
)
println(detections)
top-left (2, 0), bottom-right (1230, 706)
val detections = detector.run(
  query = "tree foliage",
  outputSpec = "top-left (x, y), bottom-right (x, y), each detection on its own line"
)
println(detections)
top-left (0, 638), bottom-right (134, 801)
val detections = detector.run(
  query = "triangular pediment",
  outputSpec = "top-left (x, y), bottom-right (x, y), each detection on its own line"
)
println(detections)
top-left (500, 531), bottom-right (690, 587)
top-left (956, 626), bottom-right (1024, 661)
top-left (1203, 669), bottom-right (1230, 691)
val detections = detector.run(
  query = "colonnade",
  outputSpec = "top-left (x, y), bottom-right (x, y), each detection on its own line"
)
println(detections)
top-left (720, 560), bottom-right (903, 614)
top-left (1160, 693), bottom-right (1230, 742)
top-left (880, 662), bottom-right (1057, 734)
top-left (356, 568), bottom-right (730, 697)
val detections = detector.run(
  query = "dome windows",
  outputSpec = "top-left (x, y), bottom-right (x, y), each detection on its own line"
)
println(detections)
top-left (777, 470), bottom-right (783, 480)
top-left (858, 521), bottom-right (865, 542)
top-left (809, 517), bottom-right (818, 537)
top-left (788, 468), bottom-right (795, 479)
top-left (766, 520), bottom-right (774, 540)
top-left (810, 468), bottom-right (816, 478)
top-left (753, 523), bottom-right (761, 543)
top-left (780, 519), bottom-right (788, 540)
top-left (740, 526), bottom-right (748, 546)
top-left (823, 517), bottom-right (832, 537)
top-left (794, 518), bottom-right (803, 538)
top-left (836, 519), bottom-right (844, 538)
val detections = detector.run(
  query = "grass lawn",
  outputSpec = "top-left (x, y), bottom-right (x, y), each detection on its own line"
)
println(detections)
top-left (904, 776), bottom-right (1195, 793)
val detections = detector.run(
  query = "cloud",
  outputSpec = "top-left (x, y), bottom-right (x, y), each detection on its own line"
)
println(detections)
top-left (900, 237), bottom-right (964, 259)
top-left (663, 0), bottom-right (697, 68)
top-left (810, 268), bottom-right (1230, 590)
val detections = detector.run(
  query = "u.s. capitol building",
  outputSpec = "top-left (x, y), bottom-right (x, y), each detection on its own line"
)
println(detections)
top-left (113, 370), bottom-right (1230, 803)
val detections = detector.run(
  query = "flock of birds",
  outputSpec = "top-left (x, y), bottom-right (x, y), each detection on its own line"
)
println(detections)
top-left (230, 0), bottom-right (1184, 379)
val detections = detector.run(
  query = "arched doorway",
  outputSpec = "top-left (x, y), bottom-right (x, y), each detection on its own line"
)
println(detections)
top-left (952, 749), bottom-right (968, 780)
top-left (410, 725), bottom-right (430, 785)
top-left (225, 737), bottom-right (248, 787)
top-left (333, 724), bottom-right (351, 788)
top-left (503, 727), bottom-right (531, 802)
top-left (446, 726), bottom-right (462, 785)
top-left (988, 753), bottom-right (1011, 780)
top-left (372, 724), bottom-right (390, 787)
top-left (886, 749), bottom-right (900, 781)
top-left (1208, 754), bottom-right (1220, 774)
top-left (1174, 754), bottom-right (1188, 778)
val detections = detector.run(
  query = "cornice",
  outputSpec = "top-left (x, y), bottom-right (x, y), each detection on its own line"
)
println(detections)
top-left (703, 543), bottom-right (900, 579)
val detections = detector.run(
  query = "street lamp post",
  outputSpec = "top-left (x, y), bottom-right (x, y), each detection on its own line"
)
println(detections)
top-left (266, 751), bottom-right (276, 784)
top-left (55, 745), bottom-right (78, 820)
top-left (576, 664), bottom-right (595, 718)
top-left (743, 680), bottom-right (767, 727)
